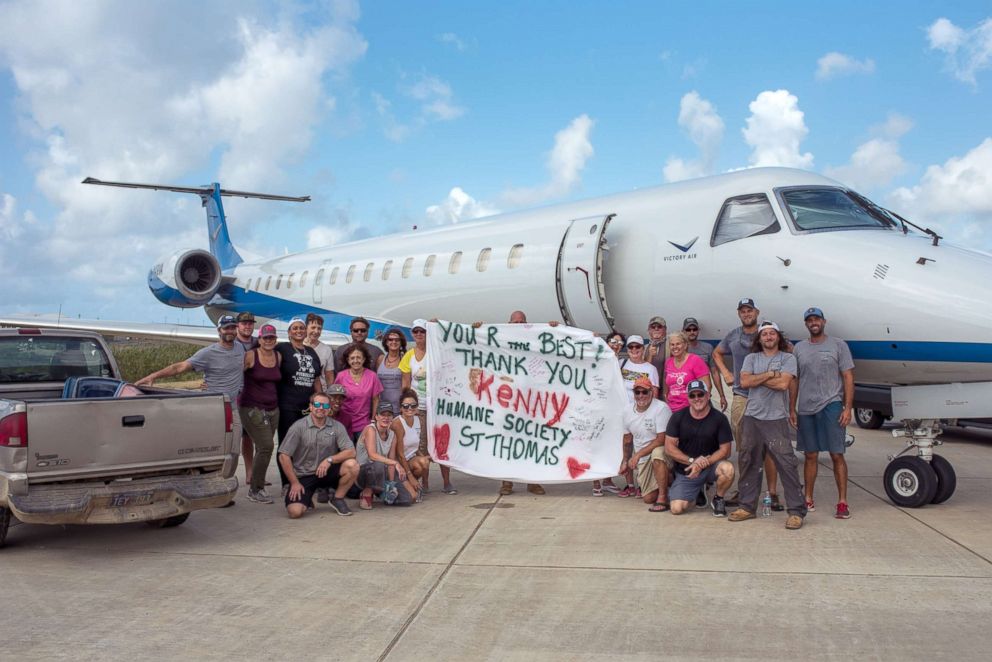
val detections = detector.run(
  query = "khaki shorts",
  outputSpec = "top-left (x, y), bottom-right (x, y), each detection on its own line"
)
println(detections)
top-left (635, 446), bottom-right (672, 494)
top-left (730, 394), bottom-right (747, 447)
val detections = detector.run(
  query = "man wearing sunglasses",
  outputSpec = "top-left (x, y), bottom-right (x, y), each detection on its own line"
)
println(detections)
top-left (333, 316), bottom-right (383, 370)
top-left (664, 380), bottom-right (735, 516)
top-left (644, 316), bottom-right (668, 399)
top-left (730, 321), bottom-right (806, 529)
top-left (278, 389), bottom-right (359, 518)
top-left (623, 376), bottom-right (673, 511)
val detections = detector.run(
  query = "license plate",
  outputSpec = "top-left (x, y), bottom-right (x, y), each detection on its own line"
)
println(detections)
top-left (109, 492), bottom-right (154, 507)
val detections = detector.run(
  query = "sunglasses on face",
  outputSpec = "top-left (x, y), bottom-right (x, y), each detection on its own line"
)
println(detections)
top-left (633, 389), bottom-right (651, 395)
top-left (685, 327), bottom-right (699, 332)
top-left (400, 403), bottom-right (418, 410)
top-left (412, 329), bottom-right (426, 334)
top-left (628, 345), bottom-right (643, 350)
top-left (649, 324), bottom-right (666, 329)
top-left (386, 337), bottom-right (401, 343)
top-left (312, 402), bottom-right (332, 410)
top-left (688, 393), bottom-right (707, 400)
top-left (352, 328), bottom-right (369, 334)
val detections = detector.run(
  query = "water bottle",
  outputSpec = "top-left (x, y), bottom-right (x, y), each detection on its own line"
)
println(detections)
top-left (761, 491), bottom-right (772, 518)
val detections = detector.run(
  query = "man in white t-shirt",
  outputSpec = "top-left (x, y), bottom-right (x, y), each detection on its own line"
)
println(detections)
top-left (622, 376), bottom-right (673, 511)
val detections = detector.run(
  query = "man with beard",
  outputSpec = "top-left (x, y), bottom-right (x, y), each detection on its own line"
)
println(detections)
top-left (728, 321), bottom-right (806, 529)
top-left (714, 298), bottom-right (782, 510)
top-left (789, 307), bottom-right (855, 519)
top-left (683, 317), bottom-right (727, 412)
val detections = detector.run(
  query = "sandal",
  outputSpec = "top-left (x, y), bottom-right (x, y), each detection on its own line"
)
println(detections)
top-left (592, 486), bottom-right (604, 497)
top-left (359, 488), bottom-right (373, 510)
top-left (648, 502), bottom-right (670, 512)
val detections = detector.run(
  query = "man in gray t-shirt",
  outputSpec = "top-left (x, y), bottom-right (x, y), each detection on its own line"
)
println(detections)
top-left (789, 307), bottom-right (856, 519)
top-left (729, 321), bottom-right (806, 529)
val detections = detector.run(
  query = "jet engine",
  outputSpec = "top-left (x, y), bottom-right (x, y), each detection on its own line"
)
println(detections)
top-left (147, 249), bottom-right (223, 308)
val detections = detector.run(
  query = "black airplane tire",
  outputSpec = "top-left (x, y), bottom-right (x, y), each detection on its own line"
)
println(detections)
top-left (855, 408), bottom-right (884, 429)
top-left (146, 513), bottom-right (190, 528)
top-left (884, 456), bottom-right (938, 508)
top-left (0, 506), bottom-right (10, 548)
top-left (929, 454), bottom-right (957, 505)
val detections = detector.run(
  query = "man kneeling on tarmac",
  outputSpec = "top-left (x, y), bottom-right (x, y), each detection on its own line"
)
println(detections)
top-left (664, 379), bottom-right (735, 516)
top-left (278, 389), bottom-right (360, 518)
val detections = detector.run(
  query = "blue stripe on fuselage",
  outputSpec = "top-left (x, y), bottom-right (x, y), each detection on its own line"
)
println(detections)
top-left (702, 338), bottom-right (992, 364)
top-left (209, 284), bottom-right (404, 337)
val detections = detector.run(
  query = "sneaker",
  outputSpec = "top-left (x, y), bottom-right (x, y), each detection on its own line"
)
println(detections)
top-left (805, 498), bottom-right (815, 512)
top-left (602, 482), bottom-right (621, 495)
top-left (785, 515), bottom-right (804, 530)
top-left (499, 481), bottom-right (513, 495)
top-left (769, 494), bottom-right (785, 512)
top-left (835, 502), bottom-right (851, 519)
top-left (711, 495), bottom-right (727, 517)
top-left (328, 498), bottom-right (353, 516)
top-left (246, 488), bottom-right (273, 504)
top-left (728, 508), bottom-right (755, 522)
top-left (527, 484), bottom-right (546, 495)
top-left (695, 487), bottom-right (709, 508)
top-left (316, 488), bottom-right (329, 504)
top-left (617, 486), bottom-right (635, 498)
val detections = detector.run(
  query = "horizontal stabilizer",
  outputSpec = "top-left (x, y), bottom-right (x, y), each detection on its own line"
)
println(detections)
top-left (81, 177), bottom-right (310, 202)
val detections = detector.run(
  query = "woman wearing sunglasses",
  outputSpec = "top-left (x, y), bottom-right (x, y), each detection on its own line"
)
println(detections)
top-left (400, 319), bottom-right (457, 494)
top-left (376, 327), bottom-right (407, 414)
top-left (392, 388), bottom-right (430, 499)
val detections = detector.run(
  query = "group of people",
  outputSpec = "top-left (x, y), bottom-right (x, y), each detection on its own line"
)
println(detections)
top-left (136, 299), bottom-right (855, 529)
top-left (603, 298), bottom-right (854, 529)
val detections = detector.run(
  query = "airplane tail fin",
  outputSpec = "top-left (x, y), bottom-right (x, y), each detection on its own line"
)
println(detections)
top-left (81, 177), bottom-right (310, 270)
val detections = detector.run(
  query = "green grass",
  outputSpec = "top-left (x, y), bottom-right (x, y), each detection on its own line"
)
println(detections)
top-left (111, 341), bottom-right (204, 383)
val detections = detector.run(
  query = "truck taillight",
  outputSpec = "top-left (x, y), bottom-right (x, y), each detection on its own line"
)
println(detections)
top-left (0, 411), bottom-right (28, 447)
top-left (224, 401), bottom-right (233, 433)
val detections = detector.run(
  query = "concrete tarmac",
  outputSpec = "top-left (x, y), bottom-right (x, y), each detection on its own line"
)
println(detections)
top-left (4, 423), bottom-right (992, 661)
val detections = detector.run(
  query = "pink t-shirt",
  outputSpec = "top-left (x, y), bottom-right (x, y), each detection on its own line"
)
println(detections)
top-left (334, 369), bottom-right (384, 433)
top-left (664, 353), bottom-right (709, 412)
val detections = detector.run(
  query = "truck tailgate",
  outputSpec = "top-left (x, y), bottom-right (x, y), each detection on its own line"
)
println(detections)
top-left (22, 393), bottom-right (232, 483)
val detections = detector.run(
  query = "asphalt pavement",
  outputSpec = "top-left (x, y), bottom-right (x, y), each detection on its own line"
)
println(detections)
top-left (4, 423), bottom-right (992, 661)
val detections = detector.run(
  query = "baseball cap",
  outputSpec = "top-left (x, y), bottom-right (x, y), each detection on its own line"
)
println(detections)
top-left (803, 306), bottom-right (825, 320)
top-left (258, 324), bottom-right (277, 338)
top-left (758, 320), bottom-right (780, 332)
top-left (632, 376), bottom-right (654, 392)
top-left (682, 317), bottom-right (699, 330)
top-left (626, 334), bottom-right (645, 347)
top-left (737, 297), bottom-right (757, 310)
top-left (687, 379), bottom-right (708, 395)
top-left (412, 319), bottom-right (428, 331)
top-left (377, 402), bottom-right (395, 415)
top-left (216, 315), bottom-right (237, 329)
top-left (288, 316), bottom-right (305, 327)
top-left (648, 316), bottom-right (667, 327)
top-left (236, 312), bottom-right (255, 323)
top-left (326, 384), bottom-right (346, 397)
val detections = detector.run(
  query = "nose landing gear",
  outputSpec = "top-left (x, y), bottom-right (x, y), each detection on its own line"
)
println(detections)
top-left (883, 419), bottom-right (956, 507)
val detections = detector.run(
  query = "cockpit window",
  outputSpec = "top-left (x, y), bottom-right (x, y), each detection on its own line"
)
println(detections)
top-left (711, 194), bottom-right (780, 247)
top-left (780, 188), bottom-right (897, 232)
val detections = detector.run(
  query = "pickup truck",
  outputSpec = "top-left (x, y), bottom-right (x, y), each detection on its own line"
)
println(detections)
top-left (0, 328), bottom-right (238, 547)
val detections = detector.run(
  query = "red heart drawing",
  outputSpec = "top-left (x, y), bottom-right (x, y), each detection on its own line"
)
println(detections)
top-left (433, 424), bottom-right (450, 461)
top-left (567, 457), bottom-right (590, 479)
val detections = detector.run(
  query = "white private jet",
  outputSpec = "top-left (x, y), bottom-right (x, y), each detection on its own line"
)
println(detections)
top-left (4, 168), bottom-right (990, 507)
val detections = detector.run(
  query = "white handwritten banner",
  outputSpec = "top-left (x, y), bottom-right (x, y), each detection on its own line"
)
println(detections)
top-left (426, 320), bottom-right (626, 483)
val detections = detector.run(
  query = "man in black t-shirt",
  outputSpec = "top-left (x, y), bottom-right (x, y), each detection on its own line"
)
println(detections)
top-left (664, 380), bottom-right (735, 516)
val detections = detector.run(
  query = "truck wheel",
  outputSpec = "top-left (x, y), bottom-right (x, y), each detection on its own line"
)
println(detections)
top-left (855, 408), bottom-right (884, 429)
top-left (146, 513), bottom-right (190, 528)
top-left (929, 454), bottom-right (957, 504)
top-left (884, 457), bottom-right (938, 508)
top-left (0, 506), bottom-right (10, 548)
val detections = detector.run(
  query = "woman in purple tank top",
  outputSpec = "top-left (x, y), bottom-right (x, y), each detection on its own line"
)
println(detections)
top-left (239, 324), bottom-right (282, 504)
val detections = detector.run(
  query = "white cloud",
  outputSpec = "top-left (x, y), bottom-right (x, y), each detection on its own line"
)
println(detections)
top-left (824, 113), bottom-right (913, 191)
top-left (927, 17), bottom-right (992, 85)
top-left (502, 114), bottom-right (595, 206)
top-left (888, 137), bottom-right (992, 245)
top-left (815, 52), bottom-right (876, 80)
top-left (663, 91), bottom-right (724, 182)
top-left (426, 187), bottom-right (500, 225)
top-left (0, 1), bottom-right (367, 316)
top-left (307, 224), bottom-right (349, 249)
top-left (438, 32), bottom-right (467, 51)
top-left (742, 90), bottom-right (814, 169)
top-left (374, 73), bottom-right (465, 141)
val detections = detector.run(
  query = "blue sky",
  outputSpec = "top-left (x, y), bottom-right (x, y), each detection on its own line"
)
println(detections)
top-left (0, 1), bottom-right (990, 323)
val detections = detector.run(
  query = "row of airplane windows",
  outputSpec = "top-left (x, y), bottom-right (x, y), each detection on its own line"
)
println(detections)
top-left (241, 244), bottom-right (525, 293)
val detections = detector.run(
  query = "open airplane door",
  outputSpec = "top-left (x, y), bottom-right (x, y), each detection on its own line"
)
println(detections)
top-left (555, 214), bottom-right (615, 333)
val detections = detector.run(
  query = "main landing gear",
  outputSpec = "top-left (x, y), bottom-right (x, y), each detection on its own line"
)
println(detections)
top-left (883, 419), bottom-right (956, 508)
